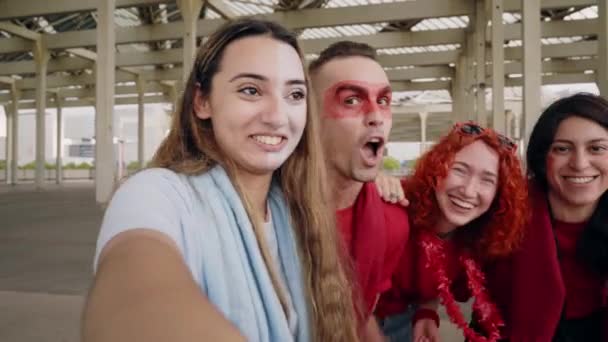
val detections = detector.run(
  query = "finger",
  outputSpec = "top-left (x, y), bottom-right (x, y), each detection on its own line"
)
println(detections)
top-left (396, 184), bottom-right (405, 199)
top-left (389, 180), bottom-right (401, 197)
top-left (399, 197), bottom-right (410, 207)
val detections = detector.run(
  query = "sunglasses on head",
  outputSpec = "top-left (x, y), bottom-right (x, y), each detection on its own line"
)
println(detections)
top-left (454, 122), bottom-right (517, 152)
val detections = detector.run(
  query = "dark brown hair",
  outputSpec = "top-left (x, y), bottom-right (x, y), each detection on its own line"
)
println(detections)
top-left (308, 40), bottom-right (377, 75)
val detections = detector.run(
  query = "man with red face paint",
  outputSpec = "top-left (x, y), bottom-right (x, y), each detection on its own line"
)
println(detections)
top-left (308, 41), bottom-right (410, 341)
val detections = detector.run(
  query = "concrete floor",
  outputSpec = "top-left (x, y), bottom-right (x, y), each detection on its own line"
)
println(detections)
top-left (0, 182), bottom-right (101, 342)
top-left (0, 182), bottom-right (466, 342)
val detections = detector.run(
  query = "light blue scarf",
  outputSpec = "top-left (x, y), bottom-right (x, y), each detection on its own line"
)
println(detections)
top-left (184, 166), bottom-right (310, 342)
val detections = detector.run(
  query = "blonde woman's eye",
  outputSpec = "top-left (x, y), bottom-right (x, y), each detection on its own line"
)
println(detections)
top-left (289, 90), bottom-right (306, 101)
top-left (239, 87), bottom-right (260, 96)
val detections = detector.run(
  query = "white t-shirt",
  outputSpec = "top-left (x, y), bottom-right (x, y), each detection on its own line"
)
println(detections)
top-left (94, 168), bottom-right (302, 340)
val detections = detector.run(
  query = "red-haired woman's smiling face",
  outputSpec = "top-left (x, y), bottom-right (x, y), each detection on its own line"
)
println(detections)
top-left (434, 140), bottom-right (499, 233)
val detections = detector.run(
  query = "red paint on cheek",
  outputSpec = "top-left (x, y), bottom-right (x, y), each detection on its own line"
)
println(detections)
top-left (322, 80), bottom-right (392, 119)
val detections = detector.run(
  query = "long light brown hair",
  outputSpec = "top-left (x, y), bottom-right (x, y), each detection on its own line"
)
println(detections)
top-left (152, 19), bottom-right (358, 341)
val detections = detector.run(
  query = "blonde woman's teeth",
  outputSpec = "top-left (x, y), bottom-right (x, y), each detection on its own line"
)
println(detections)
top-left (253, 135), bottom-right (282, 146)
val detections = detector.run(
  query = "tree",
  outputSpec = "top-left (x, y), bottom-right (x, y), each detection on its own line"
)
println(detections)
top-left (382, 156), bottom-right (401, 171)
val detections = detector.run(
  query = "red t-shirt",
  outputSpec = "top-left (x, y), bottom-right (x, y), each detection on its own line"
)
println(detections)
top-left (374, 232), bottom-right (466, 318)
top-left (336, 200), bottom-right (410, 314)
top-left (554, 220), bottom-right (607, 319)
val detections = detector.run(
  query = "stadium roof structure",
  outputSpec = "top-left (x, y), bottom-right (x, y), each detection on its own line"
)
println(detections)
top-left (1, 0), bottom-right (607, 200)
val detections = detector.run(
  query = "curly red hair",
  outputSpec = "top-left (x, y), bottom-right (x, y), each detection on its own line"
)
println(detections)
top-left (406, 123), bottom-right (529, 260)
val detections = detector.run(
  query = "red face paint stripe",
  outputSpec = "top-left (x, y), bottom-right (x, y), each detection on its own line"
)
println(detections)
top-left (322, 80), bottom-right (392, 119)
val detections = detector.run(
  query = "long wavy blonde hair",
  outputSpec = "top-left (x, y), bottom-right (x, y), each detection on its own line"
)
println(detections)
top-left (152, 19), bottom-right (358, 341)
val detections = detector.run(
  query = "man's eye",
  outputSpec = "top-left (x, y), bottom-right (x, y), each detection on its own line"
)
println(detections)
top-left (378, 97), bottom-right (390, 106)
top-left (344, 97), bottom-right (361, 105)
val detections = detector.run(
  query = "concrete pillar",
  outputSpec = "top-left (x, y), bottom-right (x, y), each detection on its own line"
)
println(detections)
top-left (177, 0), bottom-right (204, 87)
top-left (522, 0), bottom-right (542, 148)
top-left (465, 32), bottom-right (476, 120)
top-left (10, 83), bottom-right (19, 185)
top-left (34, 41), bottom-right (50, 188)
top-left (167, 84), bottom-right (179, 113)
top-left (419, 111), bottom-right (428, 155)
top-left (95, 0), bottom-right (117, 203)
top-left (513, 111), bottom-right (525, 159)
top-left (4, 105), bottom-right (11, 184)
top-left (597, 0), bottom-right (608, 96)
top-left (505, 109), bottom-right (514, 139)
top-left (474, 0), bottom-right (487, 126)
top-left (452, 53), bottom-right (468, 123)
top-left (491, 0), bottom-right (506, 134)
top-left (55, 93), bottom-right (63, 184)
top-left (137, 75), bottom-right (145, 169)
top-left (449, 82), bottom-right (459, 123)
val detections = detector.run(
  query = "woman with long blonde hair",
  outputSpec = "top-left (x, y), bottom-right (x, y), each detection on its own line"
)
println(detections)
top-left (82, 19), bottom-right (358, 342)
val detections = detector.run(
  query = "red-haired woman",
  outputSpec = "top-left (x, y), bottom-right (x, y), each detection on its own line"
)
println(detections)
top-left (375, 122), bottom-right (529, 342)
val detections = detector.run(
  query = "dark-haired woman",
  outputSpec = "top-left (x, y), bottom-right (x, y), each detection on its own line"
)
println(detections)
top-left (485, 93), bottom-right (608, 341)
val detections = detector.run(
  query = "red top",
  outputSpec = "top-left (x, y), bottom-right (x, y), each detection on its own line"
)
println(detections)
top-left (554, 220), bottom-right (606, 319)
top-left (336, 193), bottom-right (410, 316)
top-left (374, 232), bottom-right (468, 318)
top-left (485, 184), bottom-right (608, 341)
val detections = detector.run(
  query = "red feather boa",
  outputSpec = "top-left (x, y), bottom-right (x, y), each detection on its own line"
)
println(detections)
top-left (420, 231), bottom-right (504, 342)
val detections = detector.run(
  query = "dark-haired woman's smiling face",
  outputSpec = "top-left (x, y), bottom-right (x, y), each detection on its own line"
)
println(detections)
top-left (546, 116), bottom-right (608, 212)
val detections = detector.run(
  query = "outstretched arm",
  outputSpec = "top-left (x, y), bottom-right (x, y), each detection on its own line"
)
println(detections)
top-left (82, 230), bottom-right (246, 342)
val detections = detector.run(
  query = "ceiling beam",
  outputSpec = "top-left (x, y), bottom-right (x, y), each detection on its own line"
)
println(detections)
top-left (268, 0), bottom-right (473, 30)
top-left (66, 48), bottom-right (97, 61)
top-left (14, 67), bottom-right (181, 89)
top-left (503, 0), bottom-right (595, 12)
top-left (505, 72), bottom-right (596, 86)
top-left (8, 94), bottom-right (169, 109)
top-left (0, 21), bottom-right (41, 40)
top-left (7, 45), bottom-right (599, 91)
top-left (300, 29), bottom-right (465, 53)
top-left (502, 18), bottom-right (598, 42)
top-left (0, 13), bottom-right (601, 55)
top-left (0, 83), bottom-right (166, 103)
top-left (492, 58), bottom-right (596, 76)
top-left (0, 0), bottom-right (472, 54)
top-left (380, 50), bottom-right (460, 68)
top-left (0, 19), bottom-right (599, 76)
top-left (391, 80), bottom-right (452, 92)
top-left (205, 0), bottom-right (238, 19)
top-left (387, 66), bottom-right (454, 81)
top-left (0, 0), bottom-right (172, 20)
